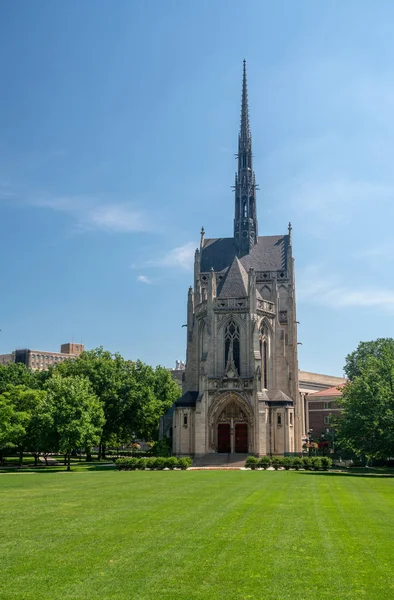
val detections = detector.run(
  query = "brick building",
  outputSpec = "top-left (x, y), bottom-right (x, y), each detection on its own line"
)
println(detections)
top-left (306, 384), bottom-right (346, 437)
top-left (0, 342), bottom-right (84, 371)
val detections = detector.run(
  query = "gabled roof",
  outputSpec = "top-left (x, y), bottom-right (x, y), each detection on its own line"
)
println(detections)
top-left (174, 391), bottom-right (199, 407)
top-left (200, 235), bottom-right (289, 273)
top-left (308, 384), bottom-right (346, 397)
top-left (217, 256), bottom-right (248, 298)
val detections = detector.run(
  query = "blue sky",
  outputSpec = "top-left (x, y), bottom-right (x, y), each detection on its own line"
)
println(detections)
top-left (1, 1), bottom-right (394, 375)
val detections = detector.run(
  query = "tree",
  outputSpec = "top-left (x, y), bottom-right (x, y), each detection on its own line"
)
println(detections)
top-left (132, 362), bottom-right (179, 441)
top-left (0, 387), bottom-right (31, 465)
top-left (337, 342), bottom-right (394, 461)
top-left (54, 348), bottom-right (127, 458)
top-left (0, 363), bottom-right (39, 394)
top-left (45, 374), bottom-right (104, 471)
top-left (344, 338), bottom-right (394, 380)
top-left (54, 349), bottom-right (180, 456)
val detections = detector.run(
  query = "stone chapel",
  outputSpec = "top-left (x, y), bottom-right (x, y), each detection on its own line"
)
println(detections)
top-left (170, 62), bottom-right (302, 456)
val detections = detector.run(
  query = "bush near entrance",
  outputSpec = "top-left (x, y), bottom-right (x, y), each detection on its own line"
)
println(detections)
top-left (244, 456), bottom-right (332, 470)
top-left (115, 456), bottom-right (192, 470)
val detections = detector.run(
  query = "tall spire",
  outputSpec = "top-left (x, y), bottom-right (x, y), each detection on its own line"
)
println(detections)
top-left (240, 59), bottom-right (250, 143)
top-left (234, 60), bottom-right (258, 256)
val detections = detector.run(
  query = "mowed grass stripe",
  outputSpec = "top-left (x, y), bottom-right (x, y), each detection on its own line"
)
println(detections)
top-left (1, 471), bottom-right (394, 599)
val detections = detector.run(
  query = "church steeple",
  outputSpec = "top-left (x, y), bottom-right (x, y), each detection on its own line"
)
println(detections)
top-left (234, 60), bottom-right (258, 256)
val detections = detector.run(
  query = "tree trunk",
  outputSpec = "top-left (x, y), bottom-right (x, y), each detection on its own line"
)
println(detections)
top-left (19, 449), bottom-right (23, 467)
top-left (102, 443), bottom-right (107, 460)
top-left (34, 454), bottom-right (38, 467)
top-left (85, 447), bottom-right (92, 462)
top-left (67, 453), bottom-right (71, 472)
top-left (64, 455), bottom-right (67, 466)
top-left (98, 442), bottom-right (102, 460)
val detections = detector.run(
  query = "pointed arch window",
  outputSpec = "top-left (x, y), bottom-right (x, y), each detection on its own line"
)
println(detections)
top-left (260, 322), bottom-right (270, 389)
top-left (224, 320), bottom-right (240, 374)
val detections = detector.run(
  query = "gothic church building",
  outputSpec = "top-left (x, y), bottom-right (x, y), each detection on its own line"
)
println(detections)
top-left (172, 62), bottom-right (302, 456)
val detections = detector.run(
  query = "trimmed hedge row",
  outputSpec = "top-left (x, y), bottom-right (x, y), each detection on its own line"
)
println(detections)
top-left (245, 456), bottom-right (332, 470)
top-left (115, 457), bottom-right (192, 470)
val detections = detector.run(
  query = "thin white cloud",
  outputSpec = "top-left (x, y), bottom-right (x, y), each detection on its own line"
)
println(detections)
top-left (144, 241), bottom-right (196, 271)
top-left (298, 264), bottom-right (394, 313)
top-left (33, 195), bottom-right (149, 233)
top-left (137, 275), bottom-right (152, 285)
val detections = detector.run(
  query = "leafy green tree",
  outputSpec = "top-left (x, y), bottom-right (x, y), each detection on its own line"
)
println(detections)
top-left (45, 374), bottom-right (105, 471)
top-left (0, 363), bottom-right (38, 394)
top-left (344, 338), bottom-right (394, 380)
top-left (54, 348), bottom-right (127, 458)
top-left (54, 349), bottom-right (180, 457)
top-left (337, 343), bottom-right (394, 461)
top-left (0, 387), bottom-right (31, 465)
top-left (130, 362), bottom-right (179, 441)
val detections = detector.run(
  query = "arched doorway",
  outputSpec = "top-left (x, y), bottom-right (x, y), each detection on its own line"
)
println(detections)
top-left (211, 394), bottom-right (252, 454)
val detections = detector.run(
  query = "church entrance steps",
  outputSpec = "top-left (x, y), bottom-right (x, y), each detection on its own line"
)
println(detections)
top-left (192, 453), bottom-right (248, 468)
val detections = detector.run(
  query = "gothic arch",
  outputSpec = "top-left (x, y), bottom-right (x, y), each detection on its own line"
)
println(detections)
top-left (208, 391), bottom-right (254, 453)
top-left (258, 316), bottom-right (274, 337)
top-left (208, 390), bottom-right (253, 422)
top-left (217, 313), bottom-right (246, 332)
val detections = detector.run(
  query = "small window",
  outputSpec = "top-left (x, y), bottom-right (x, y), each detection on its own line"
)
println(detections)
top-left (289, 413), bottom-right (293, 425)
top-left (183, 414), bottom-right (188, 426)
top-left (324, 416), bottom-right (330, 425)
top-left (277, 414), bottom-right (282, 425)
top-left (324, 402), bottom-right (330, 409)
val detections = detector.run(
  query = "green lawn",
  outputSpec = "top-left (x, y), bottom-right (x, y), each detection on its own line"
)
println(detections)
top-left (1, 471), bottom-right (394, 600)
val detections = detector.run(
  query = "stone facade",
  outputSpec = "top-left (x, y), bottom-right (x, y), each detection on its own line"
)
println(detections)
top-left (170, 62), bottom-right (303, 456)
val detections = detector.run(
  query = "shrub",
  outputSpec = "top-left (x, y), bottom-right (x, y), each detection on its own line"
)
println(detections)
top-left (114, 457), bottom-right (139, 470)
top-left (272, 457), bottom-right (283, 470)
top-left (321, 456), bottom-right (332, 470)
top-left (311, 457), bottom-right (322, 471)
top-left (292, 457), bottom-right (303, 470)
top-left (154, 457), bottom-right (166, 470)
top-left (177, 457), bottom-right (192, 470)
top-left (302, 457), bottom-right (312, 470)
top-left (115, 456), bottom-right (192, 471)
top-left (258, 456), bottom-right (271, 470)
top-left (282, 457), bottom-right (293, 470)
top-left (245, 456), bottom-right (259, 470)
top-left (165, 457), bottom-right (178, 470)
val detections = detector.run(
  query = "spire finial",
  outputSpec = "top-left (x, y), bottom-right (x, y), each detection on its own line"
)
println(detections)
top-left (200, 226), bottom-right (205, 247)
top-left (240, 59), bottom-right (250, 142)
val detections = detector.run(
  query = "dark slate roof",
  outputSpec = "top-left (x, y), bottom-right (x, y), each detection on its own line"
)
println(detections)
top-left (200, 235), bottom-right (289, 273)
top-left (217, 256), bottom-right (248, 298)
top-left (174, 391), bottom-right (199, 408)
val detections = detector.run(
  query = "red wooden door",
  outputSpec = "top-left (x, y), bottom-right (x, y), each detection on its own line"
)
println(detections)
top-left (217, 424), bottom-right (231, 453)
top-left (235, 423), bottom-right (248, 453)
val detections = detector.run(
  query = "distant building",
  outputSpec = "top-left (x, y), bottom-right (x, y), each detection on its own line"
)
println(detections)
top-left (169, 361), bottom-right (186, 390)
top-left (306, 384), bottom-right (346, 438)
top-left (0, 343), bottom-right (84, 371)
